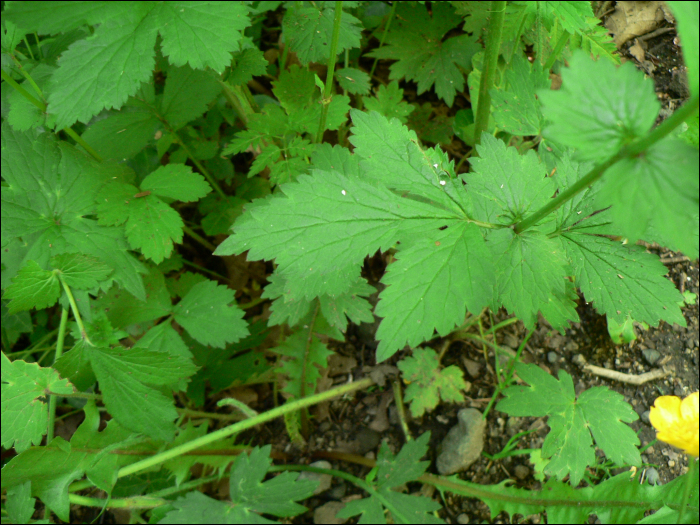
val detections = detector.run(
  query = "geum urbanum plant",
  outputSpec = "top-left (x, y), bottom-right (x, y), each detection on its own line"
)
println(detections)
top-left (1, 0), bottom-right (699, 523)
top-left (215, 51), bottom-right (698, 364)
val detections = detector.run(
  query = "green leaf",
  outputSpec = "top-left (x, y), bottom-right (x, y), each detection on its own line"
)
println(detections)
top-left (229, 48), bottom-right (269, 87)
top-left (575, 17), bottom-right (620, 64)
top-left (667, 1), bottom-right (699, 96)
top-left (43, 6), bottom-right (160, 129)
top-left (81, 103), bottom-right (160, 162)
top-left (199, 195), bottom-right (246, 236)
top-left (96, 182), bottom-right (183, 264)
top-left (536, 0), bottom-right (593, 35)
top-left (141, 164), bottom-right (211, 202)
top-left (154, 2), bottom-right (250, 73)
top-left (268, 270), bottom-right (375, 331)
top-left (215, 169), bottom-right (455, 289)
top-left (497, 362), bottom-right (640, 487)
top-left (310, 143), bottom-right (362, 177)
top-left (407, 103), bottom-right (454, 145)
top-left (263, 273), bottom-right (313, 327)
top-left (319, 278), bottom-right (375, 331)
top-left (607, 314), bottom-right (638, 344)
top-left (95, 266), bottom-right (172, 329)
top-left (51, 253), bottom-right (113, 289)
top-left (1, 122), bottom-right (147, 300)
top-left (467, 133), bottom-right (555, 224)
top-left (160, 445), bottom-right (317, 523)
top-left (490, 228), bottom-right (570, 329)
top-left (336, 433), bottom-right (442, 524)
top-left (398, 347), bottom-right (467, 417)
top-left (274, 65), bottom-right (350, 134)
top-left (283, 4), bottom-right (362, 66)
top-left (1, 352), bottom-right (75, 453)
top-left (562, 234), bottom-right (686, 328)
top-left (336, 67), bottom-right (371, 95)
top-left (537, 280), bottom-right (581, 334)
top-left (466, 134), bottom-right (573, 328)
top-left (96, 165), bottom-right (210, 263)
top-left (272, 64), bottom-right (320, 114)
top-left (491, 53), bottom-right (549, 136)
top-left (593, 137), bottom-right (699, 258)
top-left (367, 3), bottom-right (478, 107)
top-left (275, 329), bottom-right (334, 399)
top-left (376, 223), bottom-right (492, 361)
top-left (229, 446), bottom-right (318, 516)
top-left (362, 81), bottom-right (415, 124)
top-left (539, 50), bottom-right (660, 162)
top-left (349, 110), bottom-right (468, 215)
top-left (89, 345), bottom-right (196, 441)
top-left (158, 64), bottom-right (223, 131)
top-left (4, 261), bottom-right (61, 314)
top-left (172, 280), bottom-right (249, 348)
top-left (218, 110), bottom-right (500, 361)
top-left (5, 3), bottom-right (248, 129)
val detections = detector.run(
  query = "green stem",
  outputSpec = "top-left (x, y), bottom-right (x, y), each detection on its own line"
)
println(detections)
top-left (219, 81), bottom-right (259, 126)
top-left (182, 224), bottom-right (217, 252)
top-left (1, 68), bottom-right (44, 110)
top-left (514, 94), bottom-right (699, 234)
top-left (299, 301), bottom-right (321, 437)
top-left (473, 1), bottom-right (506, 146)
top-left (543, 31), bottom-right (570, 72)
top-left (392, 379), bottom-right (412, 441)
top-left (676, 457), bottom-right (696, 524)
top-left (505, 7), bottom-right (527, 65)
top-left (315, 1), bottom-right (344, 143)
top-left (171, 133), bottom-right (226, 198)
top-left (369, 1), bottom-right (397, 79)
top-left (63, 127), bottom-right (102, 159)
top-left (58, 276), bottom-right (92, 346)
top-left (46, 308), bottom-right (69, 445)
top-left (1, 68), bottom-right (102, 161)
top-left (68, 377), bottom-right (374, 492)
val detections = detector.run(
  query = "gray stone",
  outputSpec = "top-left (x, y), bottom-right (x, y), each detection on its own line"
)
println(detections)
top-left (299, 461), bottom-right (333, 494)
top-left (436, 408), bottom-right (487, 475)
top-left (641, 348), bottom-right (661, 365)
top-left (514, 464), bottom-right (530, 480)
top-left (313, 501), bottom-right (347, 524)
top-left (646, 467), bottom-right (660, 486)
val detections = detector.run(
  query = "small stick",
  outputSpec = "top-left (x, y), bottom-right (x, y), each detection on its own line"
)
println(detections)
top-left (583, 364), bottom-right (670, 385)
top-left (660, 255), bottom-right (690, 265)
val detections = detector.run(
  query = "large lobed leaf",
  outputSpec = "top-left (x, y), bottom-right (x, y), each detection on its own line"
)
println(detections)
top-left (217, 106), bottom-right (687, 361)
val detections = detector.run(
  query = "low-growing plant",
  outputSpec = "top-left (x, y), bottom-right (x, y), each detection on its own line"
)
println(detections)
top-left (1, 1), bottom-right (698, 523)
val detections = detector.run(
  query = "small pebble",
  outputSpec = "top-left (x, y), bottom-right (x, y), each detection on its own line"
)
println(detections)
top-left (641, 348), bottom-right (661, 365)
top-left (646, 467), bottom-right (660, 485)
top-left (640, 410), bottom-right (650, 424)
top-left (514, 465), bottom-right (530, 480)
top-left (299, 461), bottom-right (333, 494)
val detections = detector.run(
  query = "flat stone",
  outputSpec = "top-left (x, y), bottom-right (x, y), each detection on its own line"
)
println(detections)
top-left (313, 501), bottom-right (347, 524)
top-left (436, 408), bottom-right (487, 476)
top-left (299, 460), bottom-right (333, 494)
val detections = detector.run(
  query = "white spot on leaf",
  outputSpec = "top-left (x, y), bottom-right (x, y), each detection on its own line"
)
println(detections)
top-left (341, 190), bottom-right (346, 195)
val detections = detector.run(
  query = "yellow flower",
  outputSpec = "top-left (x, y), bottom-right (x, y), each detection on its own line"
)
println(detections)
top-left (649, 392), bottom-right (699, 458)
